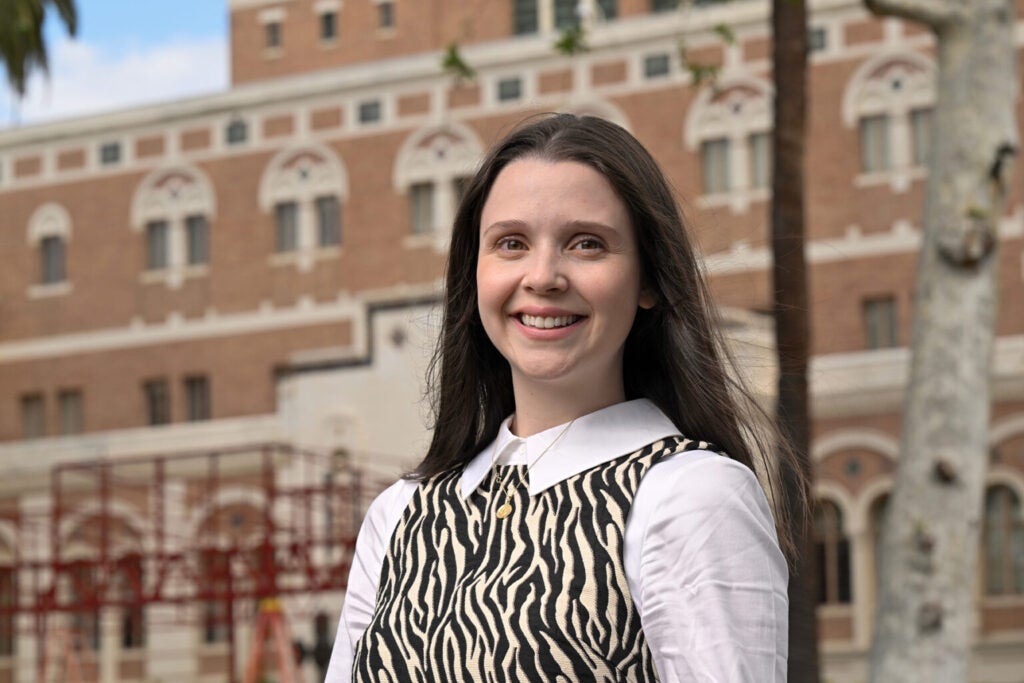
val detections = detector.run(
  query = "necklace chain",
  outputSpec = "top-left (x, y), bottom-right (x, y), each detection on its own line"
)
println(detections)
top-left (490, 418), bottom-right (576, 520)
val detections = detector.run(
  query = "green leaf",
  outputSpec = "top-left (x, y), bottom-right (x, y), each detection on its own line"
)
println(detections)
top-left (712, 22), bottom-right (736, 45)
top-left (441, 42), bottom-right (476, 83)
top-left (553, 25), bottom-right (588, 56)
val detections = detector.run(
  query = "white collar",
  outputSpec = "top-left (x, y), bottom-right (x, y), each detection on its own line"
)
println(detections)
top-left (459, 399), bottom-right (681, 499)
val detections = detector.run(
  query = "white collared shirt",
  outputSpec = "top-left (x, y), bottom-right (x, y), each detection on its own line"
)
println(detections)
top-left (325, 399), bottom-right (788, 682)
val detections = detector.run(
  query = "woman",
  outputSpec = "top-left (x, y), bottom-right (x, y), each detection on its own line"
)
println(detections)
top-left (326, 114), bottom-right (803, 682)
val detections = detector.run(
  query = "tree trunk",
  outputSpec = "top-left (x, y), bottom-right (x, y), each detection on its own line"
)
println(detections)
top-left (867, 1), bottom-right (1018, 680)
top-left (770, 1), bottom-right (819, 680)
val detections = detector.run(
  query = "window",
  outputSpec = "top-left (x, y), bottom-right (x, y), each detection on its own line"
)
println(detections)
top-left (201, 550), bottom-right (230, 643)
top-left (644, 53), bottom-right (670, 79)
top-left (815, 500), bottom-right (852, 605)
top-left (320, 11), bottom-right (337, 41)
top-left (864, 296), bottom-right (898, 349)
top-left (134, 168), bottom-right (215, 286)
top-left (184, 375), bottom-right (211, 422)
top-left (859, 114), bottom-right (891, 172)
top-left (651, 0), bottom-right (679, 10)
top-left (513, 0), bottom-right (539, 34)
top-left (275, 202), bottom-right (298, 252)
top-left (378, 1), bottom-right (395, 29)
top-left (358, 100), bottom-right (382, 124)
top-left (100, 142), bottom-right (121, 166)
top-left (497, 77), bottom-right (522, 102)
top-left (0, 567), bottom-right (14, 656)
top-left (596, 0), bottom-right (617, 20)
top-left (40, 235), bottom-right (66, 284)
top-left (186, 215), bottom-right (210, 266)
top-left (69, 564), bottom-right (101, 650)
top-left (748, 132), bottom-right (772, 189)
top-left (146, 221), bottom-right (169, 270)
top-left (265, 21), bottom-right (282, 49)
top-left (260, 145), bottom-right (348, 270)
top-left (808, 26), bottom-right (827, 52)
top-left (409, 182), bottom-right (435, 235)
top-left (984, 485), bottom-right (1024, 596)
top-left (700, 138), bottom-right (731, 194)
top-left (869, 493), bottom-right (890, 594)
top-left (554, 0), bottom-right (578, 29)
top-left (58, 389), bottom-right (83, 436)
top-left (117, 555), bottom-right (145, 649)
top-left (143, 379), bottom-right (170, 426)
top-left (910, 108), bottom-right (932, 167)
top-left (316, 196), bottom-right (341, 247)
top-left (21, 393), bottom-right (45, 439)
top-left (226, 119), bottom-right (248, 145)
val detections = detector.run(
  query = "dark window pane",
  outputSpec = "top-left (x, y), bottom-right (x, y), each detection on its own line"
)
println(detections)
top-left (275, 202), bottom-right (298, 252)
top-left (378, 2), bottom-right (395, 29)
top-left (265, 21), bottom-right (281, 49)
top-left (748, 132), bottom-right (772, 189)
top-left (186, 215), bottom-right (210, 265)
top-left (143, 379), bottom-right (170, 426)
top-left (226, 119), bottom-right (247, 145)
top-left (410, 182), bottom-right (434, 235)
top-left (321, 11), bottom-right (337, 41)
top-left (497, 77), bottom-right (522, 102)
top-left (146, 221), bottom-right (169, 270)
top-left (864, 296), bottom-right (898, 349)
top-left (809, 26), bottom-right (827, 52)
top-left (651, 0), bottom-right (679, 11)
top-left (185, 375), bottom-right (211, 422)
top-left (859, 114), bottom-right (891, 172)
top-left (910, 108), bottom-right (933, 167)
top-left (554, 0), bottom-right (578, 30)
top-left (358, 100), bottom-right (382, 123)
top-left (21, 394), bottom-right (45, 439)
top-left (596, 0), bottom-right (617, 20)
top-left (700, 138), bottom-right (731, 194)
top-left (58, 389), bottom-right (83, 435)
top-left (513, 0), bottom-right (539, 34)
top-left (0, 567), bottom-right (15, 656)
top-left (643, 53), bottom-right (670, 78)
top-left (316, 196), bottom-right (342, 247)
top-left (100, 142), bottom-right (121, 165)
top-left (41, 235), bottom-right (66, 284)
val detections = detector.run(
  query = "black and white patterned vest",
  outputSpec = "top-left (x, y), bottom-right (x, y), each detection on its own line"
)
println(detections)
top-left (352, 435), bottom-right (710, 682)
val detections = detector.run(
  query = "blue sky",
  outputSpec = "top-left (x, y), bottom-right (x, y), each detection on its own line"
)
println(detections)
top-left (0, 0), bottom-right (230, 128)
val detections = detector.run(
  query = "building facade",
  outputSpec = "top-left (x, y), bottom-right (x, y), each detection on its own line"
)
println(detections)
top-left (0, 0), bottom-right (1022, 680)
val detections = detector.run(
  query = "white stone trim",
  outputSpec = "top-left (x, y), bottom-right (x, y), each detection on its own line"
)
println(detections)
top-left (705, 209), bottom-right (1024, 275)
top-left (27, 281), bottom-right (73, 299)
top-left (258, 7), bottom-right (287, 23)
top-left (850, 477), bottom-right (893, 536)
top-left (986, 467), bottom-right (1024, 504)
top-left (314, 0), bottom-right (340, 12)
top-left (813, 429), bottom-right (899, 463)
top-left (230, 0), bottom-right (295, 8)
top-left (814, 481), bottom-right (856, 535)
top-left (26, 202), bottom-right (72, 244)
top-left (187, 485), bottom-right (268, 544)
top-left (992, 413), bottom-right (1024, 446)
top-left (58, 500), bottom-right (149, 553)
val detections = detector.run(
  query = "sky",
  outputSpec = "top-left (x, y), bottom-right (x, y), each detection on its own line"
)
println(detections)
top-left (0, 1), bottom-right (230, 129)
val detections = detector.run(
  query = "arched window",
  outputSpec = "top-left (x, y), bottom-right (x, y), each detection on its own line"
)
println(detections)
top-left (984, 485), bottom-right (1024, 596)
top-left (27, 202), bottom-right (73, 297)
top-left (684, 78), bottom-right (773, 213)
top-left (843, 52), bottom-right (935, 191)
top-left (815, 499), bottom-right (852, 605)
top-left (131, 165), bottom-right (216, 288)
top-left (395, 124), bottom-right (482, 246)
top-left (259, 144), bottom-right (348, 271)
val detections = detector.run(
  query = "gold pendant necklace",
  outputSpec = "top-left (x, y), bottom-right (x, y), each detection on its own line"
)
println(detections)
top-left (489, 418), bottom-right (576, 520)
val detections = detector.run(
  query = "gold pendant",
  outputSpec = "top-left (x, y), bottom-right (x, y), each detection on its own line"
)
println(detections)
top-left (496, 503), bottom-right (513, 519)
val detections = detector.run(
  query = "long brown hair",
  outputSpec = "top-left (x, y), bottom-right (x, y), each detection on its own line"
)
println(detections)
top-left (411, 113), bottom-right (806, 561)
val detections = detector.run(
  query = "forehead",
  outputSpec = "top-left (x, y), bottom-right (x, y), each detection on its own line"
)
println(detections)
top-left (480, 158), bottom-right (628, 227)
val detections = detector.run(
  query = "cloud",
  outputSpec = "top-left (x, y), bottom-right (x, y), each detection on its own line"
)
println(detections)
top-left (0, 35), bottom-right (229, 129)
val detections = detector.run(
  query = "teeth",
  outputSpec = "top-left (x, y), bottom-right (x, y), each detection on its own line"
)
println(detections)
top-left (520, 314), bottom-right (580, 329)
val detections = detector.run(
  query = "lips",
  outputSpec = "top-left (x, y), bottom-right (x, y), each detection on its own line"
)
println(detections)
top-left (519, 314), bottom-right (582, 329)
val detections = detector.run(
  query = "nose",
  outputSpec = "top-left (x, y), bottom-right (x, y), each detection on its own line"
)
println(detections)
top-left (522, 249), bottom-right (567, 294)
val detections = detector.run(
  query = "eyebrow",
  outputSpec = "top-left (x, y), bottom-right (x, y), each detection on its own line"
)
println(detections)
top-left (481, 219), bottom-right (621, 235)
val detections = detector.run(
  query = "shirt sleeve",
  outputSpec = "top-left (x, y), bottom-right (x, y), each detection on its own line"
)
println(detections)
top-left (323, 479), bottom-right (417, 683)
top-left (633, 454), bottom-right (789, 682)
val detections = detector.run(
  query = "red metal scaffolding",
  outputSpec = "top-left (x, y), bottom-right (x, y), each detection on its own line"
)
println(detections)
top-left (0, 442), bottom-right (390, 683)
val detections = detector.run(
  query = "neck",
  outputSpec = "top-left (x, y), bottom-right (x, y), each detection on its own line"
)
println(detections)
top-left (509, 375), bottom-right (626, 437)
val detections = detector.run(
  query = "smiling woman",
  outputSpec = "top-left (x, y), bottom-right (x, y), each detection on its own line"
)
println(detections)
top-left (326, 114), bottom-right (806, 682)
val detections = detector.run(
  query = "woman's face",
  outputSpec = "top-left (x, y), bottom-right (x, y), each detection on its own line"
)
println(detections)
top-left (476, 158), bottom-right (653, 399)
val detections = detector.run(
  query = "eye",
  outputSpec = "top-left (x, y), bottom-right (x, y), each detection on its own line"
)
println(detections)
top-left (496, 236), bottom-right (527, 251)
top-left (571, 236), bottom-right (605, 252)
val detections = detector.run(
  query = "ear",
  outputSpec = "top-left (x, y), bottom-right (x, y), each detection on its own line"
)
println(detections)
top-left (638, 287), bottom-right (656, 310)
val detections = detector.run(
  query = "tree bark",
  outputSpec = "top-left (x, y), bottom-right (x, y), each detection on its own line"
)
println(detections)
top-left (770, 1), bottom-right (818, 681)
top-left (868, 1), bottom-right (1018, 680)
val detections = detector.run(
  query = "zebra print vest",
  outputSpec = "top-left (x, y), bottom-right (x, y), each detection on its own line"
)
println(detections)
top-left (352, 435), bottom-right (704, 682)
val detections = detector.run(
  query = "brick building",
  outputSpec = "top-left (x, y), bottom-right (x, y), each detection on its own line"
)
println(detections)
top-left (0, 0), bottom-right (1022, 680)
